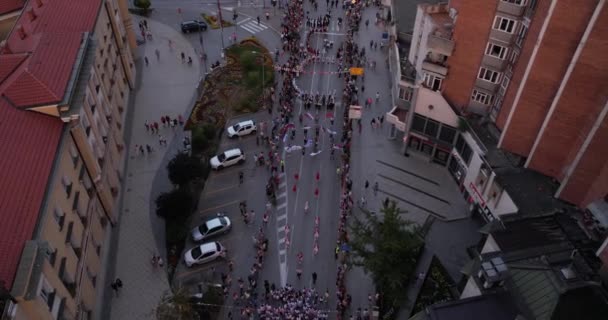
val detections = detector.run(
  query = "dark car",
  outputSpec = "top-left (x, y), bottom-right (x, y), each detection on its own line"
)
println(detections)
top-left (181, 20), bottom-right (208, 33)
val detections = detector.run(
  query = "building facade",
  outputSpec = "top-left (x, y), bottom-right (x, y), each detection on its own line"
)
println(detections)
top-left (393, 0), bottom-right (608, 211)
top-left (0, 0), bottom-right (136, 319)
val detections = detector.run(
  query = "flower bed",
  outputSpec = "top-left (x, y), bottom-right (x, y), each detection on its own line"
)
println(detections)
top-left (185, 38), bottom-right (274, 130)
top-left (201, 13), bottom-right (234, 29)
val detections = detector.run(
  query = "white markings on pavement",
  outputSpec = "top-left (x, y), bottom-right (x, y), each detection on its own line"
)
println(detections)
top-left (240, 20), bottom-right (269, 34)
top-left (236, 17), bottom-right (251, 25)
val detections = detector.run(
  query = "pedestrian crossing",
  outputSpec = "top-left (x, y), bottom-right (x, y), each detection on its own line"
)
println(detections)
top-left (272, 173), bottom-right (289, 286)
top-left (239, 19), bottom-right (269, 34)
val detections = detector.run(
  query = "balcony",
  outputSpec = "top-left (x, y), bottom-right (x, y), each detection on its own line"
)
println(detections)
top-left (399, 58), bottom-right (417, 84)
top-left (497, 0), bottom-right (526, 17)
top-left (481, 54), bottom-right (508, 71)
top-left (422, 60), bottom-right (448, 77)
top-left (427, 34), bottom-right (454, 56)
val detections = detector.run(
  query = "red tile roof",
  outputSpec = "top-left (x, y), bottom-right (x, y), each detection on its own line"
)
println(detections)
top-left (0, 99), bottom-right (63, 289)
top-left (0, 0), bottom-right (24, 15)
top-left (0, 54), bottom-right (27, 83)
top-left (0, 0), bottom-right (102, 289)
top-left (3, 0), bottom-right (101, 108)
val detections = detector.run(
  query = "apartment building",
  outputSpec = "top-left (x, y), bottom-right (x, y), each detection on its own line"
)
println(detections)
top-left (391, 0), bottom-right (608, 213)
top-left (0, 0), bottom-right (136, 319)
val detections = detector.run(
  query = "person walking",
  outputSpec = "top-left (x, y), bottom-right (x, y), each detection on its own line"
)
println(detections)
top-left (144, 56), bottom-right (149, 66)
top-left (155, 48), bottom-right (160, 60)
top-left (249, 210), bottom-right (256, 223)
top-left (365, 180), bottom-right (369, 191)
top-left (375, 91), bottom-right (380, 102)
top-left (312, 272), bottom-right (318, 285)
top-left (265, 12), bottom-right (270, 20)
top-left (239, 171), bottom-right (244, 184)
top-left (257, 16), bottom-right (261, 24)
top-left (373, 182), bottom-right (379, 196)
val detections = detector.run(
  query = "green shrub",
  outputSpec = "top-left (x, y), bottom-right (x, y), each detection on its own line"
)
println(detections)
top-left (165, 218), bottom-right (189, 246)
top-left (167, 152), bottom-right (205, 187)
top-left (155, 188), bottom-right (193, 220)
top-left (134, 0), bottom-right (151, 10)
top-left (191, 126), bottom-right (209, 154)
top-left (202, 124), bottom-right (216, 140)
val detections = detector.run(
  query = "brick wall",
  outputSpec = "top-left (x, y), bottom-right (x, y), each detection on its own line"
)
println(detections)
top-left (497, 0), bottom-right (594, 158)
top-left (442, 0), bottom-right (497, 112)
top-left (527, 2), bottom-right (608, 180)
top-left (558, 113), bottom-right (608, 207)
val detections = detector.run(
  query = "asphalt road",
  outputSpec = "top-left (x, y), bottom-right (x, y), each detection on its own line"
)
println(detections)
top-left (149, 0), bottom-right (377, 317)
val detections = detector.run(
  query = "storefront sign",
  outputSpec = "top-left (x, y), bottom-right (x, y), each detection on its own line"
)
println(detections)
top-left (469, 182), bottom-right (486, 208)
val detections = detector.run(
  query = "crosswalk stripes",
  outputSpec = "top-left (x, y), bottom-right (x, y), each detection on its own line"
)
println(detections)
top-left (272, 172), bottom-right (289, 286)
top-left (240, 20), bottom-right (269, 34)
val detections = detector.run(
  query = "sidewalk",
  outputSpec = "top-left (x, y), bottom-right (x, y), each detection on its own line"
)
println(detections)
top-left (100, 17), bottom-right (202, 320)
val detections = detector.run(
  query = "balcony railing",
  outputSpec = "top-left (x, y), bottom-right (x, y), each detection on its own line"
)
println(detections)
top-left (427, 34), bottom-right (454, 56)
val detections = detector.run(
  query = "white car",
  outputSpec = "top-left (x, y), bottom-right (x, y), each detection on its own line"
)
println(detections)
top-left (184, 241), bottom-right (225, 267)
top-left (191, 215), bottom-right (232, 242)
top-left (227, 120), bottom-right (257, 138)
top-left (210, 148), bottom-right (245, 170)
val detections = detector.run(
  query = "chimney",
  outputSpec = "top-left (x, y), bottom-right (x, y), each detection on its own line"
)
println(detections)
top-left (35, 0), bottom-right (45, 9)
top-left (16, 25), bottom-right (27, 40)
top-left (26, 8), bottom-right (37, 22)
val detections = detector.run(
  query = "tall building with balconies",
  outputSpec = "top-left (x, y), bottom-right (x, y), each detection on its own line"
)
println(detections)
top-left (399, 0), bottom-right (608, 211)
top-left (0, 0), bottom-right (136, 319)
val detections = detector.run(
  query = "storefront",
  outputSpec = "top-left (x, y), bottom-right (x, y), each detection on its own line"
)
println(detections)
top-left (407, 132), bottom-right (453, 166)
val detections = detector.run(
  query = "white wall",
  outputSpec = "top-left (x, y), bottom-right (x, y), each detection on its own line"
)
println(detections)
top-left (409, 5), bottom-right (434, 73)
top-left (492, 191), bottom-right (518, 216)
top-left (460, 277), bottom-right (482, 299)
top-left (480, 235), bottom-right (501, 254)
top-left (415, 87), bottom-right (460, 127)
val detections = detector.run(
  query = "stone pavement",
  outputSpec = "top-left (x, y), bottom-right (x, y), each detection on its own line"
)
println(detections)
top-left (99, 17), bottom-right (202, 320)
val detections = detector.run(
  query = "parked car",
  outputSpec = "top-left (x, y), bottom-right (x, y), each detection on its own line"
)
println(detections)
top-left (210, 148), bottom-right (245, 170)
top-left (191, 215), bottom-right (232, 242)
top-left (184, 241), bottom-right (225, 267)
top-left (181, 20), bottom-right (208, 33)
top-left (227, 120), bottom-right (257, 138)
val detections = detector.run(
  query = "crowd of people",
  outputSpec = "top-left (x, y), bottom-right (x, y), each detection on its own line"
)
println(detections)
top-left (257, 285), bottom-right (329, 319)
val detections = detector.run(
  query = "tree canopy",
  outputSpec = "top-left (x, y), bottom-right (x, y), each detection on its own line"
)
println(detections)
top-left (155, 188), bottom-right (193, 220)
top-left (349, 200), bottom-right (423, 316)
top-left (134, 0), bottom-right (151, 10)
top-left (167, 152), bottom-right (205, 188)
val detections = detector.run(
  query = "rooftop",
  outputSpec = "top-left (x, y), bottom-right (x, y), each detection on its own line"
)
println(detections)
top-left (0, 0), bottom-right (23, 16)
top-left (413, 292), bottom-right (520, 320)
top-left (394, 0), bottom-right (444, 35)
top-left (0, 0), bottom-right (102, 289)
top-left (465, 115), bottom-right (573, 217)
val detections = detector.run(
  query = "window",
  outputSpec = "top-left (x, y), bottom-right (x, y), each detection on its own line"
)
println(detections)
top-left (69, 146), bottom-right (79, 168)
top-left (501, 0), bottom-right (526, 5)
top-left (412, 115), bottom-right (426, 133)
top-left (62, 176), bottom-right (73, 198)
top-left (46, 246), bottom-right (57, 266)
top-left (54, 208), bottom-right (65, 229)
top-left (398, 86), bottom-right (413, 101)
top-left (509, 49), bottom-right (520, 64)
top-left (471, 89), bottom-right (494, 105)
top-left (424, 119), bottom-right (439, 137)
top-left (91, 104), bottom-right (96, 114)
top-left (501, 76), bottom-right (510, 91)
top-left (439, 126), bottom-right (457, 144)
top-left (455, 135), bottom-right (473, 165)
top-left (493, 16), bottom-right (517, 33)
top-left (485, 43), bottom-right (508, 59)
top-left (516, 24), bottom-right (528, 47)
top-left (423, 74), bottom-right (443, 91)
top-left (478, 67), bottom-right (501, 83)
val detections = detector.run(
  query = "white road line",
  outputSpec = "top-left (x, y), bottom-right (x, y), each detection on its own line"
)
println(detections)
top-left (276, 214), bottom-right (287, 221)
top-left (278, 237), bottom-right (286, 244)
top-left (277, 202), bottom-right (287, 210)
top-left (279, 182), bottom-right (287, 189)
top-left (237, 17), bottom-right (251, 25)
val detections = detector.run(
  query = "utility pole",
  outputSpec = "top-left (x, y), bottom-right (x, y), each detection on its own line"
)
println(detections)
top-left (216, 0), bottom-right (225, 57)
top-left (199, 32), bottom-right (208, 74)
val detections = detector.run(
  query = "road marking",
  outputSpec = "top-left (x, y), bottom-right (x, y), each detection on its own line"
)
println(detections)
top-left (277, 202), bottom-right (287, 210)
top-left (198, 200), bottom-right (240, 214)
top-left (279, 182), bottom-right (287, 189)
top-left (236, 17), bottom-right (251, 25)
top-left (240, 21), bottom-right (268, 34)
top-left (202, 184), bottom-right (239, 197)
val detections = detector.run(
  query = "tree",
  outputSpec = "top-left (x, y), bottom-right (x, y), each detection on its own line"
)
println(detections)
top-left (167, 152), bottom-right (205, 187)
top-left (134, 0), bottom-right (151, 11)
top-left (155, 287), bottom-right (198, 320)
top-left (349, 201), bottom-right (423, 317)
top-left (155, 188), bottom-right (193, 219)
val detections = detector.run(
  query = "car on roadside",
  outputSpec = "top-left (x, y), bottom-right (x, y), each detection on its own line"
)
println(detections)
top-left (184, 241), bottom-right (225, 267)
top-left (191, 215), bottom-right (232, 242)
top-left (210, 148), bottom-right (245, 170)
top-left (227, 120), bottom-right (257, 138)
top-left (181, 20), bottom-right (208, 33)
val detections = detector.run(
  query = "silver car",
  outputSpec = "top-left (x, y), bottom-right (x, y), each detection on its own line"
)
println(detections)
top-left (191, 215), bottom-right (232, 242)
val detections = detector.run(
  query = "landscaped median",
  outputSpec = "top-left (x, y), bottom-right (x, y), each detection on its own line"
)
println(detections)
top-left (201, 13), bottom-right (234, 29)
